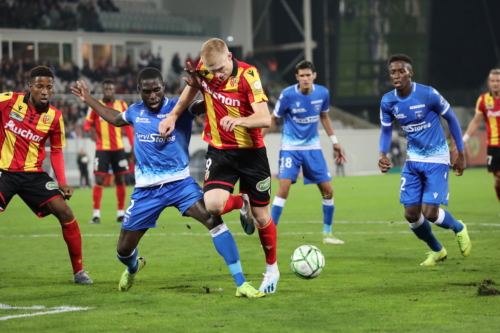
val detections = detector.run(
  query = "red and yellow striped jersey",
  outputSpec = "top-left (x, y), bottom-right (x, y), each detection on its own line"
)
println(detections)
top-left (84, 99), bottom-right (128, 151)
top-left (475, 92), bottom-right (500, 146)
top-left (0, 92), bottom-right (65, 172)
top-left (197, 58), bottom-right (268, 149)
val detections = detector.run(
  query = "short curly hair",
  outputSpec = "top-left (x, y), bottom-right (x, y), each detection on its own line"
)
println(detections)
top-left (387, 54), bottom-right (413, 67)
top-left (29, 66), bottom-right (55, 80)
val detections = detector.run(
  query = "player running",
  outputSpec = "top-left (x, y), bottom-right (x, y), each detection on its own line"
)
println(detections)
top-left (262, 60), bottom-right (346, 244)
top-left (378, 54), bottom-right (472, 266)
top-left (72, 67), bottom-right (264, 298)
top-left (158, 38), bottom-right (280, 294)
top-left (83, 79), bottom-right (134, 224)
top-left (0, 66), bottom-right (92, 284)
top-left (462, 69), bottom-right (500, 212)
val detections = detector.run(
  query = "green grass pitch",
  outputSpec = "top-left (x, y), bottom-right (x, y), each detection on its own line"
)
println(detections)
top-left (1, 168), bottom-right (499, 332)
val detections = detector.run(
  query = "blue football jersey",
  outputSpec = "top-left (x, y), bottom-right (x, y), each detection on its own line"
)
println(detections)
top-left (380, 82), bottom-right (450, 164)
top-left (273, 84), bottom-right (330, 150)
top-left (122, 97), bottom-right (197, 187)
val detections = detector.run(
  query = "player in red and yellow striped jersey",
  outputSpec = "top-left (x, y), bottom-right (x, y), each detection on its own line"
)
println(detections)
top-left (159, 39), bottom-right (279, 294)
top-left (0, 66), bottom-right (92, 284)
top-left (83, 79), bottom-right (134, 224)
top-left (463, 69), bottom-right (500, 206)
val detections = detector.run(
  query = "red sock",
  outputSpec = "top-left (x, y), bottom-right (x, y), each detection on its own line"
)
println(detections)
top-left (495, 186), bottom-right (500, 202)
top-left (257, 217), bottom-right (277, 265)
top-left (93, 185), bottom-right (103, 210)
top-left (60, 218), bottom-right (83, 274)
top-left (116, 184), bottom-right (126, 210)
top-left (218, 194), bottom-right (244, 215)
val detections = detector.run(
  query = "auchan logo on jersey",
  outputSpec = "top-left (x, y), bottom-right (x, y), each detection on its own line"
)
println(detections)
top-left (202, 81), bottom-right (241, 107)
top-left (487, 110), bottom-right (500, 117)
top-left (4, 120), bottom-right (43, 142)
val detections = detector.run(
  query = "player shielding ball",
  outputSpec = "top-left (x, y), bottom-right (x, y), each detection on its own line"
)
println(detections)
top-left (72, 68), bottom-right (264, 298)
top-left (462, 69), bottom-right (500, 212)
top-left (378, 54), bottom-right (472, 266)
top-left (83, 79), bottom-right (134, 224)
top-left (0, 66), bottom-right (92, 284)
top-left (262, 60), bottom-right (346, 245)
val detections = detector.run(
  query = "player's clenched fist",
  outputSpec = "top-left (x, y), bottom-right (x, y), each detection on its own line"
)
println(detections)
top-left (158, 116), bottom-right (176, 137)
top-left (220, 116), bottom-right (242, 132)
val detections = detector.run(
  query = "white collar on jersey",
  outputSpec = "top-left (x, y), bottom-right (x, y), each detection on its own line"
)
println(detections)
top-left (393, 82), bottom-right (416, 96)
top-left (295, 83), bottom-right (316, 93)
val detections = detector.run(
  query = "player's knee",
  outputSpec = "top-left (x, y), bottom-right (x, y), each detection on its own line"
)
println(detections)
top-left (204, 200), bottom-right (224, 216)
top-left (322, 192), bottom-right (333, 199)
top-left (404, 211), bottom-right (419, 223)
top-left (423, 211), bottom-right (438, 223)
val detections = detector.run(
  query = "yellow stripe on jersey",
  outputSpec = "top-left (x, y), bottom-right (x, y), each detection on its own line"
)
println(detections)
top-left (475, 96), bottom-right (483, 113)
top-left (242, 68), bottom-right (268, 105)
top-left (224, 68), bottom-right (244, 93)
top-left (204, 92), bottom-right (222, 147)
top-left (24, 141), bottom-right (40, 171)
top-left (11, 95), bottom-right (28, 119)
top-left (226, 105), bottom-right (253, 148)
top-left (56, 116), bottom-right (66, 148)
top-left (198, 64), bottom-right (215, 82)
top-left (489, 116), bottom-right (499, 145)
top-left (100, 119), bottom-right (110, 150)
top-left (485, 94), bottom-right (495, 109)
top-left (35, 108), bottom-right (56, 133)
top-left (0, 130), bottom-right (17, 170)
top-left (0, 92), bottom-right (14, 103)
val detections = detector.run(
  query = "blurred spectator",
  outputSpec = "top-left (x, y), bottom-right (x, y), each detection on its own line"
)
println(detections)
top-left (171, 52), bottom-right (183, 75)
top-left (97, 0), bottom-right (119, 12)
top-left (77, 148), bottom-right (90, 189)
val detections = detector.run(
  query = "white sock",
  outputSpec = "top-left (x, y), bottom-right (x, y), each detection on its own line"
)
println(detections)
top-left (273, 196), bottom-right (286, 207)
top-left (93, 209), bottom-right (100, 218)
top-left (117, 210), bottom-right (125, 217)
top-left (266, 262), bottom-right (279, 274)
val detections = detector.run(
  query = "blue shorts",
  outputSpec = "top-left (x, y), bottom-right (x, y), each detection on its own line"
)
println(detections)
top-left (278, 150), bottom-right (331, 185)
top-left (400, 161), bottom-right (450, 207)
top-left (121, 177), bottom-right (204, 231)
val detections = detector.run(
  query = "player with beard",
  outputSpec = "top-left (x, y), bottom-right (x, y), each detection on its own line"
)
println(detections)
top-left (84, 79), bottom-right (134, 224)
top-left (0, 66), bottom-right (92, 284)
top-left (72, 67), bottom-right (264, 297)
top-left (378, 54), bottom-right (471, 266)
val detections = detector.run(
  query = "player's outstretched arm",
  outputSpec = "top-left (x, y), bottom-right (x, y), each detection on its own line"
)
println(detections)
top-left (261, 113), bottom-right (277, 137)
top-left (320, 112), bottom-right (346, 164)
top-left (71, 81), bottom-right (129, 127)
top-left (159, 85), bottom-right (199, 137)
top-left (220, 102), bottom-right (271, 132)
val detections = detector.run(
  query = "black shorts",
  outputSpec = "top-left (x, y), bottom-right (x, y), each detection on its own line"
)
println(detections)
top-left (487, 146), bottom-right (500, 172)
top-left (204, 145), bottom-right (271, 207)
top-left (0, 170), bottom-right (63, 217)
top-left (94, 149), bottom-right (129, 175)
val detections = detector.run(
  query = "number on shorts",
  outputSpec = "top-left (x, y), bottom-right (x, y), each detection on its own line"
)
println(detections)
top-left (400, 177), bottom-right (406, 191)
top-left (206, 158), bottom-right (212, 172)
top-left (280, 157), bottom-right (292, 168)
top-left (126, 200), bottom-right (135, 215)
top-left (487, 155), bottom-right (492, 165)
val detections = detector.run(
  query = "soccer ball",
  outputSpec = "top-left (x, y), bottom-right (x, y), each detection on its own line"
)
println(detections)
top-left (290, 245), bottom-right (325, 279)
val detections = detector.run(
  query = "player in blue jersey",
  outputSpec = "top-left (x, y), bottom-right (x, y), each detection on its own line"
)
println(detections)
top-left (378, 54), bottom-right (472, 266)
top-left (71, 68), bottom-right (264, 298)
top-left (262, 60), bottom-right (347, 244)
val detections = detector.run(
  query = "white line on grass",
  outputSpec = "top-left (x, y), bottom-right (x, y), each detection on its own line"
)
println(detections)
top-left (0, 304), bottom-right (92, 321)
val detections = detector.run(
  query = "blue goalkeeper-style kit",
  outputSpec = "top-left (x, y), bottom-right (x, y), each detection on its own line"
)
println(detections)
top-left (120, 97), bottom-right (203, 230)
top-left (273, 84), bottom-right (331, 184)
top-left (380, 82), bottom-right (453, 207)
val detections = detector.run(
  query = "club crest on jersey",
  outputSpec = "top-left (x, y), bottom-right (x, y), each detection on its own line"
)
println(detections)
top-left (415, 110), bottom-right (423, 119)
top-left (8, 112), bottom-right (23, 122)
top-left (314, 104), bottom-right (321, 112)
top-left (230, 77), bottom-right (238, 87)
top-left (296, 102), bottom-right (300, 107)
top-left (394, 107), bottom-right (398, 113)
top-left (42, 114), bottom-right (51, 124)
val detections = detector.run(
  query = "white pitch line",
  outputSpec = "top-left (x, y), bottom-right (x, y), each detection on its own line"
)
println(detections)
top-left (0, 304), bottom-right (92, 321)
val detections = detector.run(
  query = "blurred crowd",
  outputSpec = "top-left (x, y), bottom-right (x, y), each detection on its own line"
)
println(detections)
top-left (0, 0), bottom-right (108, 32)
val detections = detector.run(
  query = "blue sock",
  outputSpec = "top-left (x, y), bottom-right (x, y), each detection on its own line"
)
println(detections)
top-left (211, 224), bottom-right (246, 287)
top-left (271, 205), bottom-right (283, 226)
top-left (323, 199), bottom-right (334, 234)
top-left (434, 209), bottom-right (464, 233)
top-left (271, 196), bottom-right (286, 226)
top-left (117, 248), bottom-right (139, 273)
top-left (410, 218), bottom-right (442, 252)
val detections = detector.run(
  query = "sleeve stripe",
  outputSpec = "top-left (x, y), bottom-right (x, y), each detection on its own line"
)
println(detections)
top-left (121, 112), bottom-right (131, 124)
top-left (321, 109), bottom-right (329, 112)
top-left (381, 121), bottom-right (392, 126)
top-left (273, 110), bottom-right (281, 118)
top-left (440, 103), bottom-right (450, 115)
